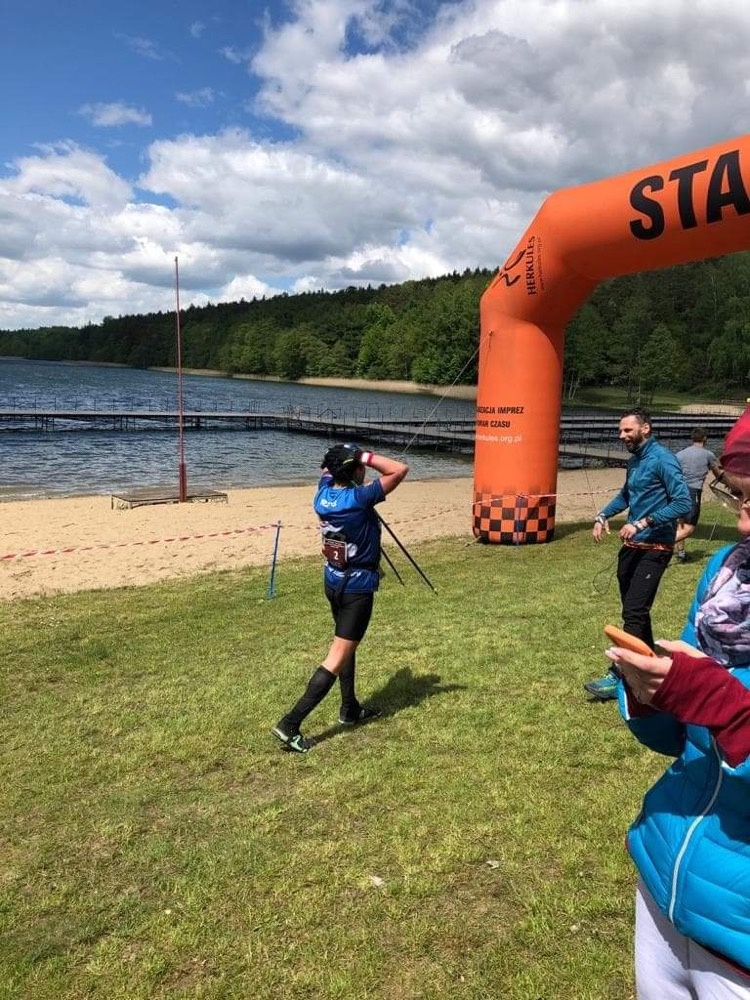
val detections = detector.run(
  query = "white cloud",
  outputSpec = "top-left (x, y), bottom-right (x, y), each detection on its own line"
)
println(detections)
top-left (3, 143), bottom-right (132, 209)
top-left (221, 46), bottom-right (253, 65)
top-left (5, 0), bottom-right (750, 329)
top-left (78, 102), bottom-right (153, 127)
top-left (175, 88), bottom-right (216, 108)
top-left (251, 0), bottom-right (750, 185)
top-left (140, 129), bottom-right (414, 262)
top-left (120, 34), bottom-right (169, 60)
top-left (215, 273), bottom-right (279, 302)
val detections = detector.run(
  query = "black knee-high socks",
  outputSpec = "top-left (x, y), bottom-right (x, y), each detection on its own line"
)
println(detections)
top-left (337, 654), bottom-right (359, 718)
top-left (283, 666), bottom-right (337, 730)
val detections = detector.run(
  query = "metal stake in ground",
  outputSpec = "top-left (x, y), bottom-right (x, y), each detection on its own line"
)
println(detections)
top-left (267, 520), bottom-right (282, 599)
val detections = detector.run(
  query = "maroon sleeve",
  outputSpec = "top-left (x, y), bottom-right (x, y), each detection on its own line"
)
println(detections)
top-left (651, 652), bottom-right (750, 767)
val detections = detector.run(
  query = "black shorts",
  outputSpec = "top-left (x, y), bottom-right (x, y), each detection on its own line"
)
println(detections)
top-left (683, 487), bottom-right (702, 527)
top-left (324, 585), bottom-right (374, 642)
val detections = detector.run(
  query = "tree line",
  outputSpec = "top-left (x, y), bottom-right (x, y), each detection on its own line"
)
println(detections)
top-left (1, 255), bottom-right (749, 398)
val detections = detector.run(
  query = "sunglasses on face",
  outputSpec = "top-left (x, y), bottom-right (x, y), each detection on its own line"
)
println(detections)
top-left (709, 475), bottom-right (750, 512)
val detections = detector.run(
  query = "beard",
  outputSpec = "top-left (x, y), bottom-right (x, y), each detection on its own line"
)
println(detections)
top-left (624, 434), bottom-right (644, 453)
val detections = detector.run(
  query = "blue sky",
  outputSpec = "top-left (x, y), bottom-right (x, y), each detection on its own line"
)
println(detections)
top-left (2, 0), bottom-right (750, 330)
top-left (3, 1), bottom-right (284, 183)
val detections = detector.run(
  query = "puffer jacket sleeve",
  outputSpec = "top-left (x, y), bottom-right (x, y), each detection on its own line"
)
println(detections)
top-left (617, 683), bottom-right (685, 757)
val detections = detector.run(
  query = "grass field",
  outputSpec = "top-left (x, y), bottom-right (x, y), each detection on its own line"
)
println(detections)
top-left (571, 385), bottom-right (747, 411)
top-left (0, 507), bottom-right (738, 1000)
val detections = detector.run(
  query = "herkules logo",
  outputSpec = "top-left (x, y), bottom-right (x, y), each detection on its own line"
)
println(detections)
top-left (498, 247), bottom-right (523, 287)
top-left (496, 236), bottom-right (539, 295)
top-left (524, 236), bottom-right (537, 295)
top-left (629, 148), bottom-right (750, 240)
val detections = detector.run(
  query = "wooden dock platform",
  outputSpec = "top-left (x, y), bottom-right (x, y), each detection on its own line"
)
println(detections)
top-left (110, 487), bottom-right (228, 510)
top-left (1, 407), bottom-right (738, 469)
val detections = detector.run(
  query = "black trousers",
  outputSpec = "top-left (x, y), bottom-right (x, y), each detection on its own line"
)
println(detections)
top-left (617, 546), bottom-right (673, 650)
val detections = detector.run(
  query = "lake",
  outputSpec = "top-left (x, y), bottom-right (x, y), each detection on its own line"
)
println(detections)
top-left (0, 360), bottom-right (476, 500)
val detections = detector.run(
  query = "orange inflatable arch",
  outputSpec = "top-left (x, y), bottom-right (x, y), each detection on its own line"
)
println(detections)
top-left (473, 133), bottom-right (750, 544)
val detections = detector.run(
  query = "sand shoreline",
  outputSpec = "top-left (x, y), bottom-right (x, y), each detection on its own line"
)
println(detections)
top-left (0, 469), bottom-right (628, 602)
top-left (145, 368), bottom-right (478, 399)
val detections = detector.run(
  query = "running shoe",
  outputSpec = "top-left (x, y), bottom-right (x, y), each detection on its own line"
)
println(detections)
top-left (583, 671), bottom-right (619, 701)
top-left (272, 721), bottom-right (314, 753)
top-left (338, 705), bottom-right (382, 726)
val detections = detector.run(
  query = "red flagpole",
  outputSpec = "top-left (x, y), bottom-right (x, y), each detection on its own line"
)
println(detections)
top-left (174, 256), bottom-right (188, 502)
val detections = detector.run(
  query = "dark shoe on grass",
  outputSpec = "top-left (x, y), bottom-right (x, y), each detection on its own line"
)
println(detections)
top-left (338, 705), bottom-right (382, 726)
top-left (272, 721), bottom-right (314, 753)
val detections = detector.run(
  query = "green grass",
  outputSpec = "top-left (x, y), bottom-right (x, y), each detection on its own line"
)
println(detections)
top-left (570, 385), bottom-right (746, 411)
top-left (0, 507), bottom-right (738, 1000)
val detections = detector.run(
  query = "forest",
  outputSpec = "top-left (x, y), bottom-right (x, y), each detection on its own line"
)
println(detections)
top-left (2, 253), bottom-right (750, 400)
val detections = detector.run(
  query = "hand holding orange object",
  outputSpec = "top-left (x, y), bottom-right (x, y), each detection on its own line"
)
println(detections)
top-left (604, 627), bottom-right (673, 704)
top-left (603, 625), bottom-right (654, 656)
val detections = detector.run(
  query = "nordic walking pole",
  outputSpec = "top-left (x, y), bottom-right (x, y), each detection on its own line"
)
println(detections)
top-left (380, 545), bottom-right (405, 586)
top-left (376, 512), bottom-right (437, 592)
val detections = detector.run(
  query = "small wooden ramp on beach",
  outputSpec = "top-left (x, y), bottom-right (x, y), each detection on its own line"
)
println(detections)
top-left (110, 487), bottom-right (228, 510)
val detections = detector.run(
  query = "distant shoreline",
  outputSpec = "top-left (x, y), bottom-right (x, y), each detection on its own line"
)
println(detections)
top-left (147, 368), bottom-right (478, 400)
top-left (5, 357), bottom-right (742, 411)
top-left (0, 356), bottom-right (477, 400)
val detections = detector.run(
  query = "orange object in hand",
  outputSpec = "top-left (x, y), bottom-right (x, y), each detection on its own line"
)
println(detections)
top-left (603, 625), bottom-right (654, 657)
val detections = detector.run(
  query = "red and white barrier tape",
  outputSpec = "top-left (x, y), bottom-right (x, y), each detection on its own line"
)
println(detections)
top-left (482, 487), bottom-right (617, 501)
top-left (0, 486), bottom-right (619, 563)
top-left (0, 523), bottom-right (280, 562)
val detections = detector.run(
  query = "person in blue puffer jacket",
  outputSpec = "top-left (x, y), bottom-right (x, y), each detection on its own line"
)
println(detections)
top-left (605, 406), bottom-right (750, 998)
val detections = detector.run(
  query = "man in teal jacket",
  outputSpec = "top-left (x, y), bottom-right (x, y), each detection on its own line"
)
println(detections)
top-left (584, 408), bottom-right (691, 701)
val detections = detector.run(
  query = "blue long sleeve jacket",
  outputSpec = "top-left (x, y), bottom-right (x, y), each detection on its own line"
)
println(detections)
top-left (599, 437), bottom-right (691, 544)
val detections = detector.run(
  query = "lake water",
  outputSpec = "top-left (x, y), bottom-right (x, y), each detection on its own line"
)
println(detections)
top-left (0, 359), bottom-right (477, 500)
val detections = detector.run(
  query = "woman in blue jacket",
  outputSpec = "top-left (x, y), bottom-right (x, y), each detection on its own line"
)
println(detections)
top-left (606, 407), bottom-right (750, 998)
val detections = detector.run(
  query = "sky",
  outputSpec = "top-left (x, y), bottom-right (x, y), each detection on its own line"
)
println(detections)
top-left (3, 0), bottom-right (750, 331)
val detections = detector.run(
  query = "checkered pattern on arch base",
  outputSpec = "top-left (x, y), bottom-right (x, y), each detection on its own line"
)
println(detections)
top-left (472, 493), bottom-right (556, 545)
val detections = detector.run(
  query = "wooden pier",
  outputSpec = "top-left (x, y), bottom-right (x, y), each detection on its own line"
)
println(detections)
top-left (0, 407), bottom-right (738, 468)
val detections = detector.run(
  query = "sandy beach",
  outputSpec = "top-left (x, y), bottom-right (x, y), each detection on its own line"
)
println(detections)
top-left (0, 469), bottom-right (627, 602)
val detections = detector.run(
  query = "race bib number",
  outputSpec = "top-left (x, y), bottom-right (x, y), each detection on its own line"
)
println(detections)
top-left (322, 532), bottom-right (348, 568)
